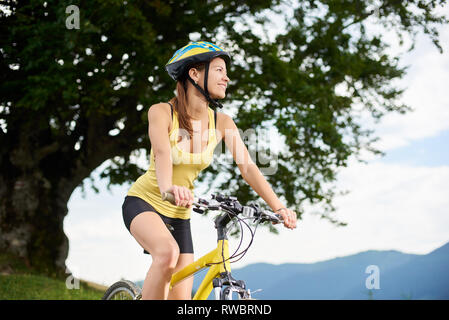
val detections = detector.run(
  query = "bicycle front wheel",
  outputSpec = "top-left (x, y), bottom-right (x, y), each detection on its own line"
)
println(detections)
top-left (102, 280), bottom-right (141, 300)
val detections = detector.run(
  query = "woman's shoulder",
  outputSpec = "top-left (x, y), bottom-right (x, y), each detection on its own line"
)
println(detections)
top-left (148, 102), bottom-right (172, 116)
top-left (147, 102), bottom-right (173, 131)
top-left (216, 111), bottom-right (235, 129)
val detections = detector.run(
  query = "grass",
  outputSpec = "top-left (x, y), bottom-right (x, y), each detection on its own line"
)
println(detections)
top-left (0, 253), bottom-right (106, 300)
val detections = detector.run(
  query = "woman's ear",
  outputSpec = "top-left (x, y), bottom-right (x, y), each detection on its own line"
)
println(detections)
top-left (188, 67), bottom-right (200, 84)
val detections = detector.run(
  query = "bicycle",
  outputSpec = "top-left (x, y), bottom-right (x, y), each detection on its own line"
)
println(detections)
top-left (102, 192), bottom-right (284, 300)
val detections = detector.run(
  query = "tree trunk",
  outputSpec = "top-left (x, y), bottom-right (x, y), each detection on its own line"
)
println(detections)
top-left (0, 110), bottom-right (142, 276)
top-left (0, 169), bottom-right (69, 275)
top-left (0, 126), bottom-right (76, 276)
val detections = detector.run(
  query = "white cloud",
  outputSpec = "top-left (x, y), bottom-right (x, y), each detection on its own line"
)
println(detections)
top-left (334, 161), bottom-right (449, 251)
top-left (369, 18), bottom-right (449, 151)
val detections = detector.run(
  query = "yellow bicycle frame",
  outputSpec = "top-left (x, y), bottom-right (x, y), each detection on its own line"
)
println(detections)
top-left (169, 239), bottom-right (231, 300)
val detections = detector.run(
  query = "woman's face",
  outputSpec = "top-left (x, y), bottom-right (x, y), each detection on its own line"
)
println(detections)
top-left (191, 57), bottom-right (230, 99)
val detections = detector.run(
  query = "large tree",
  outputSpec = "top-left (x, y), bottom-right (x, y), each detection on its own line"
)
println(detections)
top-left (0, 0), bottom-right (447, 274)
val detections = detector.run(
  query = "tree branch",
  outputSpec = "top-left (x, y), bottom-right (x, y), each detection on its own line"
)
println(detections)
top-left (35, 141), bottom-right (60, 162)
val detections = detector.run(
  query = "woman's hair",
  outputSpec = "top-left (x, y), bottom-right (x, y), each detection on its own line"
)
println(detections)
top-left (168, 62), bottom-right (206, 139)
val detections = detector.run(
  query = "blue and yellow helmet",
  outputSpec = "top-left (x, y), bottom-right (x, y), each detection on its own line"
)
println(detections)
top-left (166, 41), bottom-right (231, 81)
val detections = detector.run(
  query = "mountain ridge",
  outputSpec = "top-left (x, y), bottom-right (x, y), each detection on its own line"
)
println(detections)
top-left (188, 241), bottom-right (449, 299)
top-left (230, 241), bottom-right (449, 299)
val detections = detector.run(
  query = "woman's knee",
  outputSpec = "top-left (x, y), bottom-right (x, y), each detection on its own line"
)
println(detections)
top-left (152, 241), bottom-right (180, 271)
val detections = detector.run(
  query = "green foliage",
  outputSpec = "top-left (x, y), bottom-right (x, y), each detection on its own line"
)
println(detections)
top-left (1, 0), bottom-right (447, 227)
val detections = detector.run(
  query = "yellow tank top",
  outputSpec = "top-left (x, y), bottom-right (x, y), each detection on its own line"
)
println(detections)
top-left (127, 104), bottom-right (218, 219)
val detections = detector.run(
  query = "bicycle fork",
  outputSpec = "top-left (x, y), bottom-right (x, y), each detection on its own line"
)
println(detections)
top-left (213, 273), bottom-right (252, 300)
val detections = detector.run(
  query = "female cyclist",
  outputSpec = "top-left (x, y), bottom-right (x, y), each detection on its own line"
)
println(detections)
top-left (122, 41), bottom-right (297, 300)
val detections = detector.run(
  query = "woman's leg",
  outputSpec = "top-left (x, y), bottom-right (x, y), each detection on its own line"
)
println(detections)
top-left (167, 253), bottom-right (194, 300)
top-left (130, 211), bottom-right (180, 300)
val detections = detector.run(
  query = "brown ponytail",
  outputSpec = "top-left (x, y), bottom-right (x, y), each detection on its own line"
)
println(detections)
top-left (169, 81), bottom-right (192, 139)
top-left (168, 62), bottom-right (206, 139)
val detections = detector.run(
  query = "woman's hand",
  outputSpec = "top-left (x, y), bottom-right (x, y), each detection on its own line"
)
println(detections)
top-left (276, 208), bottom-right (297, 229)
top-left (163, 185), bottom-right (194, 208)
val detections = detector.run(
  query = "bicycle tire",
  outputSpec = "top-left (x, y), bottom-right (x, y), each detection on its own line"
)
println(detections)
top-left (102, 280), bottom-right (141, 300)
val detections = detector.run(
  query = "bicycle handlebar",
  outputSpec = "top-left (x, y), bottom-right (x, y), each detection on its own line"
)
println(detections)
top-left (161, 191), bottom-right (284, 224)
top-left (160, 192), bottom-right (176, 205)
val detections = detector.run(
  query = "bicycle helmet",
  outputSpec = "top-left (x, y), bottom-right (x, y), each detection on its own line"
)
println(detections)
top-left (165, 41), bottom-right (231, 109)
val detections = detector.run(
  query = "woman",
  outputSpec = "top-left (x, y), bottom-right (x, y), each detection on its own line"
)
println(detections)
top-left (122, 41), bottom-right (297, 300)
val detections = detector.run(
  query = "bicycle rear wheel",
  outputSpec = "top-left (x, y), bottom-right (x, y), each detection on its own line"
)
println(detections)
top-left (102, 280), bottom-right (141, 300)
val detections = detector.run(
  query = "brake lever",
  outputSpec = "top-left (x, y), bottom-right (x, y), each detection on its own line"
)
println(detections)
top-left (192, 197), bottom-right (221, 214)
top-left (258, 211), bottom-right (284, 224)
top-left (193, 206), bottom-right (205, 214)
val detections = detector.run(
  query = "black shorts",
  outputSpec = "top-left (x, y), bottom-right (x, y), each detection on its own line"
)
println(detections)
top-left (122, 196), bottom-right (194, 254)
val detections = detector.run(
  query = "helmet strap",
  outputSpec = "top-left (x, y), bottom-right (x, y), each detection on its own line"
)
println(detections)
top-left (204, 61), bottom-right (210, 96)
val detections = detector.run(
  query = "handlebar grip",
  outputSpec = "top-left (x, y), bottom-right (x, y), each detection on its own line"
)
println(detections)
top-left (161, 192), bottom-right (176, 205)
top-left (274, 213), bottom-right (284, 223)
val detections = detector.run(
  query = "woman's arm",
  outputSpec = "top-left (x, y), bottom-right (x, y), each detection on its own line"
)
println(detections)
top-left (148, 104), bottom-right (173, 194)
top-left (220, 113), bottom-right (297, 229)
top-left (148, 103), bottom-right (193, 208)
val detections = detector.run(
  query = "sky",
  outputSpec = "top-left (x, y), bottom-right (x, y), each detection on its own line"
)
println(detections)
top-left (64, 8), bottom-right (449, 287)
